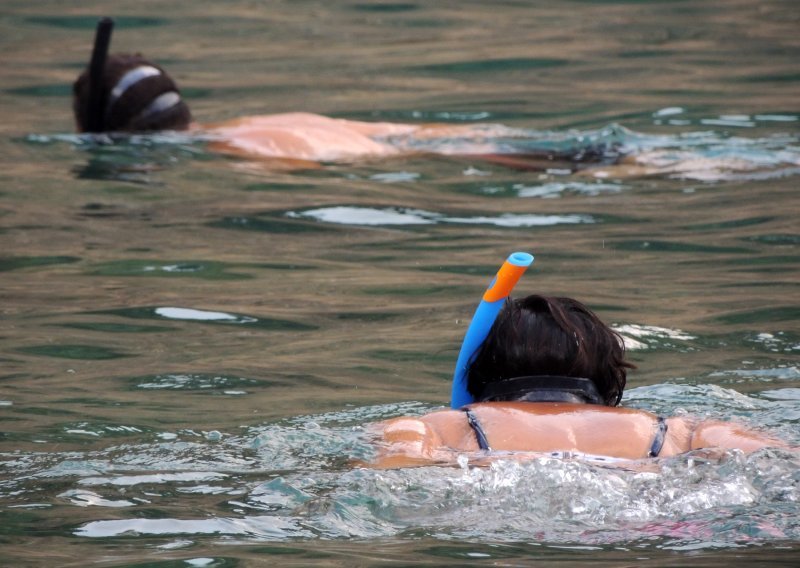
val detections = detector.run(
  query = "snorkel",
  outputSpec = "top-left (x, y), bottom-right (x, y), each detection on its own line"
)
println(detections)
top-left (450, 251), bottom-right (534, 408)
top-left (85, 17), bottom-right (114, 133)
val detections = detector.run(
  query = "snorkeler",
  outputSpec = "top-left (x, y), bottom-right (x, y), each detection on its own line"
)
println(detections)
top-left (72, 18), bottom-right (619, 171)
top-left (371, 253), bottom-right (793, 469)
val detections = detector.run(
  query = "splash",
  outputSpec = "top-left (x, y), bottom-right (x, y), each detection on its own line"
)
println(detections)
top-left (613, 323), bottom-right (697, 350)
top-left (3, 395), bottom-right (797, 550)
top-left (67, 448), bottom-right (800, 548)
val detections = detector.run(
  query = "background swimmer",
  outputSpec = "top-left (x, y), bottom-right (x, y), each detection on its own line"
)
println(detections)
top-left (372, 293), bottom-right (793, 469)
top-left (72, 18), bottom-right (620, 171)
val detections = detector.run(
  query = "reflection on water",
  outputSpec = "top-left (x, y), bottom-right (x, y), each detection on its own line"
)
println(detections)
top-left (1, 0), bottom-right (799, 565)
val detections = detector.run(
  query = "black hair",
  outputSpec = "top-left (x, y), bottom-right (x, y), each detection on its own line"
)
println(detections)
top-left (73, 53), bottom-right (191, 133)
top-left (466, 295), bottom-right (634, 406)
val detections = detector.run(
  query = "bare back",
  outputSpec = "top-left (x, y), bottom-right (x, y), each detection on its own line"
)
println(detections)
top-left (372, 402), bottom-right (789, 468)
top-left (202, 112), bottom-right (416, 162)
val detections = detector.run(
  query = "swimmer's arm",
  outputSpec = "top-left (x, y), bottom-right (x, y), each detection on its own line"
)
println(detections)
top-left (370, 417), bottom-right (439, 468)
top-left (459, 153), bottom-right (581, 172)
top-left (368, 416), bottom-right (454, 469)
top-left (690, 420), bottom-right (794, 454)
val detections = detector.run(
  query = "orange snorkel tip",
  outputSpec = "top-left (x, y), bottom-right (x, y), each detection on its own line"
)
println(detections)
top-left (482, 252), bottom-right (533, 303)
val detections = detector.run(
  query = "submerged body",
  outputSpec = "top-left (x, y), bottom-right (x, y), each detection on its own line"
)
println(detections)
top-left (203, 112), bottom-right (414, 163)
top-left (202, 112), bottom-right (539, 164)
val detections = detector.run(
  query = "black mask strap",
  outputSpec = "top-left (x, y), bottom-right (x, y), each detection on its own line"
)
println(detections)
top-left (477, 376), bottom-right (604, 405)
top-left (85, 17), bottom-right (114, 133)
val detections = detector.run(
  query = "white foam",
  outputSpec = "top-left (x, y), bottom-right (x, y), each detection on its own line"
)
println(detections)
top-left (613, 324), bottom-right (696, 350)
top-left (76, 515), bottom-right (307, 538)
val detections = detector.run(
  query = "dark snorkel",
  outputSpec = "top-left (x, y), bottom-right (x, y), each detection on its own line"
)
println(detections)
top-left (84, 17), bottom-right (114, 133)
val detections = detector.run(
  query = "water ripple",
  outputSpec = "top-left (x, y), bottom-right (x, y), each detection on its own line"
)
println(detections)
top-left (287, 206), bottom-right (594, 227)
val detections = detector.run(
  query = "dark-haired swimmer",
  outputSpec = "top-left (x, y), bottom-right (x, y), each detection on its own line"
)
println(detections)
top-left (73, 21), bottom-right (800, 180)
top-left (72, 48), bottom-right (619, 171)
top-left (371, 295), bottom-right (793, 469)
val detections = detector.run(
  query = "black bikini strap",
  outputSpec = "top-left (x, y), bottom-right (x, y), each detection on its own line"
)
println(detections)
top-left (462, 407), bottom-right (491, 451)
top-left (648, 417), bottom-right (668, 457)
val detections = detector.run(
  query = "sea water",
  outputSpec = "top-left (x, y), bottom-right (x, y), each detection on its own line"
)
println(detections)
top-left (1, 0), bottom-right (798, 565)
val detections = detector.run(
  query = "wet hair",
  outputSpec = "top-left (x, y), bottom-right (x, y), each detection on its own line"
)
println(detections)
top-left (73, 53), bottom-right (191, 133)
top-left (466, 295), bottom-right (634, 406)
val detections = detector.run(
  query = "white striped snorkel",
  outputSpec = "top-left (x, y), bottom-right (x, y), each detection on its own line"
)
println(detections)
top-left (450, 252), bottom-right (534, 408)
top-left (85, 17), bottom-right (114, 133)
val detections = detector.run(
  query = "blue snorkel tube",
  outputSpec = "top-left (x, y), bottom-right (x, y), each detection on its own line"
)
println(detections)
top-left (450, 251), bottom-right (534, 408)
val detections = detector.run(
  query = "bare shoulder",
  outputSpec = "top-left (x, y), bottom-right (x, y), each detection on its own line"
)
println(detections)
top-left (369, 413), bottom-right (444, 469)
top-left (379, 415), bottom-right (434, 444)
top-left (378, 409), bottom-right (465, 445)
top-left (368, 410), bottom-right (477, 468)
top-left (208, 112), bottom-right (414, 133)
top-left (689, 418), bottom-right (792, 453)
top-left (340, 119), bottom-right (417, 137)
top-left (205, 112), bottom-right (330, 130)
top-left (659, 415), bottom-right (793, 455)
